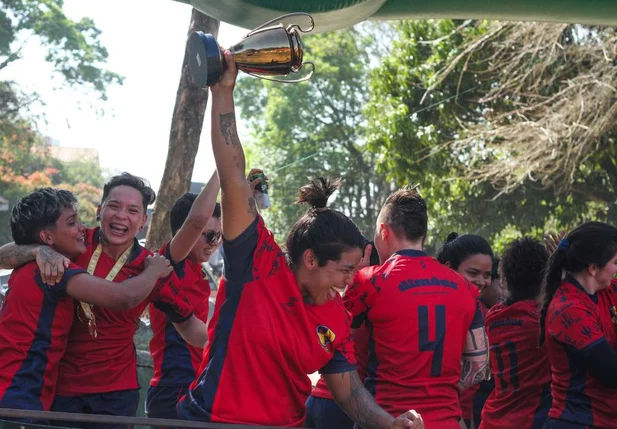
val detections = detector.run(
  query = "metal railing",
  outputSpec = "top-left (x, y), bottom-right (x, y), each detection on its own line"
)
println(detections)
top-left (0, 409), bottom-right (303, 429)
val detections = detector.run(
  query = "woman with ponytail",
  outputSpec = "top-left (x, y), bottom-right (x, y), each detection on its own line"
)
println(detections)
top-left (480, 237), bottom-right (551, 429)
top-left (437, 233), bottom-right (493, 429)
top-left (177, 52), bottom-right (423, 429)
top-left (540, 222), bottom-right (617, 429)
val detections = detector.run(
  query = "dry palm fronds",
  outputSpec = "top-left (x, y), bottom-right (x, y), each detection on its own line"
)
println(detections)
top-left (433, 22), bottom-right (617, 194)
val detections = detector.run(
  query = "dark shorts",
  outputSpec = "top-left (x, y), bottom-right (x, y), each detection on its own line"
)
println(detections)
top-left (305, 395), bottom-right (353, 429)
top-left (145, 386), bottom-right (188, 427)
top-left (543, 418), bottom-right (599, 429)
top-left (51, 389), bottom-right (140, 429)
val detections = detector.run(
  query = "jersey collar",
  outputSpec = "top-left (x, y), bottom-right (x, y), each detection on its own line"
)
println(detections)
top-left (565, 273), bottom-right (598, 304)
top-left (393, 249), bottom-right (427, 258)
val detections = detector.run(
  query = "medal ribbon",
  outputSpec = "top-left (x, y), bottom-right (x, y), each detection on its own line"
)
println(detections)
top-left (80, 243), bottom-right (133, 337)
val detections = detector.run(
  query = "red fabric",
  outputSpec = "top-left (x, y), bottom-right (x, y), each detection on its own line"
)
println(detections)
top-left (56, 228), bottom-right (193, 395)
top-left (479, 300), bottom-right (551, 429)
top-left (311, 322), bottom-right (370, 399)
top-left (178, 217), bottom-right (355, 427)
top-left (149, 241), bottom-right (211, 387)
top-left (343, 250), bottom-right (482, 429)
top-left (545, 278), bottom-right (617, 428)
top-left (0, 262), bottom-right (85, 410)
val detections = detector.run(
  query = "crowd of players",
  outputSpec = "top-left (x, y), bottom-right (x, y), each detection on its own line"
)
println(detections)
top-left (0, 51), bottom-right (616, 429)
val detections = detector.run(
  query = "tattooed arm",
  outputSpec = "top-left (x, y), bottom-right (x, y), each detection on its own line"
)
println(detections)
top-left (209, 50), bottom-right (257, 241)
top-left (324, 371), bottom-right (423, 429)
top-left (459, 325), bottom-right (490, 389)
top-left (0, 243), bottom-right (69, 284)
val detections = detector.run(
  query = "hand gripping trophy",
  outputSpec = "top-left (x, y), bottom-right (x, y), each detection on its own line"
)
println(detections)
top-left (188, 12), bottom-right (315, 87)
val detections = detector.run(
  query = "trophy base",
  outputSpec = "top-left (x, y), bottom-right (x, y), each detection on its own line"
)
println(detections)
top-left (188, 32), bottom-right (222, 88)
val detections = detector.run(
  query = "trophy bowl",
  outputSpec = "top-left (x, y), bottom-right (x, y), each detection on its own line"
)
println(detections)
top-left (188, 12), bottom-right (315, 87)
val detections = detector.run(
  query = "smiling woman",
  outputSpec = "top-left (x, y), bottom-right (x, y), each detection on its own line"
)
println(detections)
top-left (98, 173), bottom-right (155, 260)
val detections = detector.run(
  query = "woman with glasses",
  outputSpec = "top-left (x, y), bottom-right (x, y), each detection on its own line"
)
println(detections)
top-left (146, 170), bottom-right (221, 423)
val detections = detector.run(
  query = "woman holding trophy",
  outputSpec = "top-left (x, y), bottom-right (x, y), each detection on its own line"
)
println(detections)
top-left (175, 49), bottom-right (424, 429)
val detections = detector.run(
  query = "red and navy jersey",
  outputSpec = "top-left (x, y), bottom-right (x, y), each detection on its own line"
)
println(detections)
top-left (311, 322), bottom-right (370, 399)
top-left (343, 250), bottom-right (483, 429)
top-left (149, 241), bottom-right (211, 387)
top-left (546, 276), bottom-right (617, 428)
top-left (0, 261), bottom-right (86, 411)
top-left (56, 228), bottom-right (193, 396)
top-left (480, 300), bottom-right (551, 429)
top-left (177, 216), bottom-right (356, 427)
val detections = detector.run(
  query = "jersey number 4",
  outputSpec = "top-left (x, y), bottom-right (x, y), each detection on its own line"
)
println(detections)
top-left (418, 305), bottom-right (446, 377)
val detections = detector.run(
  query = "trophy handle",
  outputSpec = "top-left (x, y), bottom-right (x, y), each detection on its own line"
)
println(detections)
top-left (243, 61), bottom-right (315, 83)
top-left (245, 12), bottom-right (315, 37)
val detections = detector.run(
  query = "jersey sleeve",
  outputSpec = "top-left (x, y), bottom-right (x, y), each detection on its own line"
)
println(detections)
top-left (159, 241), bottom-right (187, 273)
top-left (548, 301), bottom-right (605, 352)
top-left (470, 296), bottom-right (486, 330)
top-left (35, 262), bottom-right (87, 298)
top-left (343, 268), bottom-right (379, 327)
top-left (150, 271), bottom-right (194, 323)
top-left (320, 316), bottom-right (357, 374)
top-left (222, 216), bottom-right (282, 287)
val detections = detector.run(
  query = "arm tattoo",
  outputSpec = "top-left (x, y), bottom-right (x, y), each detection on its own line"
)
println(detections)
top-left (0, 244), bottom-right (37, 269)
top-left (336, 371), bottom-right (393, 429)
top-left (219, 112), bottom-right (241, 148)
top-left (38, 246), bottom-right (64, 265)
top-left (460, 327), bottom-right (489, 388)
top-left (247, 196), bottom-right (258, 218)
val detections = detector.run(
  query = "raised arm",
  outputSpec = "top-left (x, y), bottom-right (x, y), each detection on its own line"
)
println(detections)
top-left (0, 243), bottom-right (69, 284)
top-left (173, 315), bottom-right (208, 348)
top-left (210, 51), bottom-right (257, 241)
top-left (169, 170), bottom-right (220, 264)
top-left (66, 254), bottom-right (172, 310)
top-left (460, 325), bottom-right (490, 389)
top-left (324, 371), bottom-right (423, 429)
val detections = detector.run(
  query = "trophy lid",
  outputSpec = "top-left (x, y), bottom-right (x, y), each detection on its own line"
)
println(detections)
top-left (188, 32), bottom-right (222, 88)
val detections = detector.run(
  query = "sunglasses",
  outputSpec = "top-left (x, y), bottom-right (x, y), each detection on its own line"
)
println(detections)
top-left (204, 230), bottom-right (222, 244)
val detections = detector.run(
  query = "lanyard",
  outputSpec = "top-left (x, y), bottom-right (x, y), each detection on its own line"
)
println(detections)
top-left (79, 243), bottom-right (133, 337)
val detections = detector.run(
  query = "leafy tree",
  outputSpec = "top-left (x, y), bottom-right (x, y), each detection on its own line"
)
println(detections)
top-left (235, 25), bottom-right (390, 239)
top-left (0, 133), bottom-right (103, 243)
top-left (0, 1), bottom-right (119, 244)
top-left (364, 20), bottom-right (609, 250)
top-left (1, 0), bottom-right (122, 100)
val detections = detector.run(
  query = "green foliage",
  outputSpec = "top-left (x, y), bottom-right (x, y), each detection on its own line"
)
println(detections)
top-left (0, 1), bottom-right (117, 243)
top-left (235, 25), bottom-right (389, 239)
top-left (56, 159), bottom-right (104, 188)
top-left (364, 20), bottom-right (613, 250)
top-left (1, 0), bottom-right (123, 100)
top-left (234, 20), bottom-right (615, 253)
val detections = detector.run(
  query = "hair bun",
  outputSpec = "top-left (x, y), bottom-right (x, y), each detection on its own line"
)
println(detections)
top-left (446, 232), bottom-right (459, 243)
top-left (296, 177), bottom-right (341, 211)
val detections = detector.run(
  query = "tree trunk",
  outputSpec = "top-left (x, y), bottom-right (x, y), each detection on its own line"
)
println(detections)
top-left (145, 9), bottom-right (220, 251)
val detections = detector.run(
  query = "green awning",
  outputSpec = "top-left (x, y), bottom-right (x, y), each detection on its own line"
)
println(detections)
top-left (175, 0), bottom-right (617, 32)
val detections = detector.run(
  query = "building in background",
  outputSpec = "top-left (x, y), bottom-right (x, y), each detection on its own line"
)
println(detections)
top-left (49, 145), bottom-right (100, 164)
